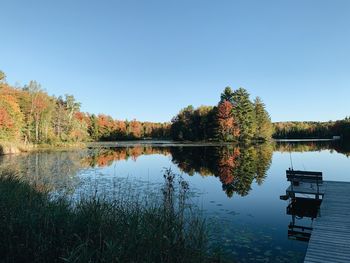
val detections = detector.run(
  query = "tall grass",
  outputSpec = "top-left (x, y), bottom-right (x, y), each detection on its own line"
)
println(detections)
top-left (0, 169), bottom-right (208, 263)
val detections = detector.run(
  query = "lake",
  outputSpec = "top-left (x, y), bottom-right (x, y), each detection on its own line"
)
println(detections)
top-left (1, 141), bottom-right (349, 263)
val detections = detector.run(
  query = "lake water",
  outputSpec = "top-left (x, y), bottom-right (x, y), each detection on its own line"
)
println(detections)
top-left (1, 141), bottom-right (349, 263)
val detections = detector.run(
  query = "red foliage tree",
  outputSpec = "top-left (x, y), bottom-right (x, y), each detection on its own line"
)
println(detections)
top-left (216, 100), bottom-right (239, 141)
top-left (218, 147), bottom-right (240, 185)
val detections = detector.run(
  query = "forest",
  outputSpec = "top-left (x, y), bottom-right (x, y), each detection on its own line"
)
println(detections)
top-left (0, 70), bottom-right (170, 144)
top-left (3, 69), bottom-right (349, 145)
top-left (273, 119), bottom-right (350, 140)
top-left (0, 70), bottom-right (273, 144)
top-left (170, 87), bottom-right (273, 142)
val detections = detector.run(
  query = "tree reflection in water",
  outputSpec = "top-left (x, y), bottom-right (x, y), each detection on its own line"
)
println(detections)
top-left (0, 150), bottom-right (87, 194)
top-left (170, 144), bottom-right (273, 197)
top-left (83, 144), bottom-right (274, 198)
top-left (274, 140), bottom-right (350, 156)
top-left (2, 141), bottom-right (349, 199)
top-left (82, 146), bottom-right (171, 167)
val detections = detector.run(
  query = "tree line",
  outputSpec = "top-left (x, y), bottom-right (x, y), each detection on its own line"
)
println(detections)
top-left (0, 71), bottom-right (170, 143)
top-left (273, 119), bottom-right (350, 140)
top-left (0, 71), bottom-right (273, 144)
top-left (3, 70), bottom-right (350, 144)
top-left (171, 87), bottom-right (273, 142)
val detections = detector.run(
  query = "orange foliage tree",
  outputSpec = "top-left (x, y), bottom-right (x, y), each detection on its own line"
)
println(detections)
top-left (216, 100), bottom-right (239, 141)
top-left (129, 119), bottom-right (142, 138)
top-left (0, 94), bottom-right (24, 140)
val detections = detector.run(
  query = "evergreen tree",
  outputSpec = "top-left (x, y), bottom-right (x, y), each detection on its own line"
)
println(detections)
top-left (89, 114), bottom-right (99, 140)
top-left (220, 86), bottom-right (234, 103)
top-left (254, 97), bottom-right (273, 140)
top-left (232, 88), bottom-right (256, 142)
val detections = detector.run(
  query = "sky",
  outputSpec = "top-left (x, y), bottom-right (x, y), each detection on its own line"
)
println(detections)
top-left (1, 0), bottom-right (350, 122)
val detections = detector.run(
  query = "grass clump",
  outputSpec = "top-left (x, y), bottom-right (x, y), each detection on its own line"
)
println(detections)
top-left (0, 169), bottom-right (207, 263)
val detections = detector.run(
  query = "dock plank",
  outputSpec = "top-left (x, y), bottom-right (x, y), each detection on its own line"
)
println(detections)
top-left (304, 181), bottom-right (350, 263)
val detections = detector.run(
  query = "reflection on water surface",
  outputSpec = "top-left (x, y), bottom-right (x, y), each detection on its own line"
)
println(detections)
top-left (1, 141), bottom-right (350, 262)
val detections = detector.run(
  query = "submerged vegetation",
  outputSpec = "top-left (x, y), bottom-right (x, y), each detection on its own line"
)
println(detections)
top-left (0, 169), bottom-right (208, 263)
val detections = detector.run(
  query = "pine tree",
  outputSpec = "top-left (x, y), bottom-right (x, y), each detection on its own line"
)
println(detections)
top-left (254, 97), bottom-right (273, 140)
top-left (89, 114), bottom-right (100, 140)
top-left (232, 88), bottom-right (256, 142)
top-left (220, 86), bottom-right (234, 104)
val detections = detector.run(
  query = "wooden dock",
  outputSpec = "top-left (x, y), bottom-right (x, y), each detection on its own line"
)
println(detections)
top-left (304, 181), bottom-right (350, 263)
top-left (286, 181), bottom-right (326, 197)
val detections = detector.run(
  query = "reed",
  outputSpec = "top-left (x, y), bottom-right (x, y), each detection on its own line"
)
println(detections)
top-left (0, 169), bottom-right (208, 263)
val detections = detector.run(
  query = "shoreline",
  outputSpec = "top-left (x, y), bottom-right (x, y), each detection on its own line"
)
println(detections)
top-left (1, 138), bottom-right (342, 155)
top-left (0, 141), bottom-right (87, 155)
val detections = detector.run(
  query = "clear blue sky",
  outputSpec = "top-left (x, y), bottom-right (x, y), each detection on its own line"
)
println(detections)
top-left (1, 0), bottom-right (350, 122)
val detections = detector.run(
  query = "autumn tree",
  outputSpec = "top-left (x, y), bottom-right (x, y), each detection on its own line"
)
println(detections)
top-left (129, 119), bottom-right (142, 138)
top-left (0, 94), bottom-right (24, 140)
top-left (62, 95), bottom-right (84, 141)
top-left (97, 114), bottom-right (115, 140)
top-left (69, 112), bottom-right (89, 141)
top-left (216, 100), bottom-right (239, 141)
top-left (112, 120), bottom-right (127, 139)
top-left (52, 95), bottom-right (88, 142)
top-left (22, 81), bottom-right (53, 142)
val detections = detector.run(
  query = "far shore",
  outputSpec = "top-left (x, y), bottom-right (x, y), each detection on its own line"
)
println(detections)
top-left (88, 138), bottom-right (339, 148)
top-left (0, 138), bottom-right (341, 155)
